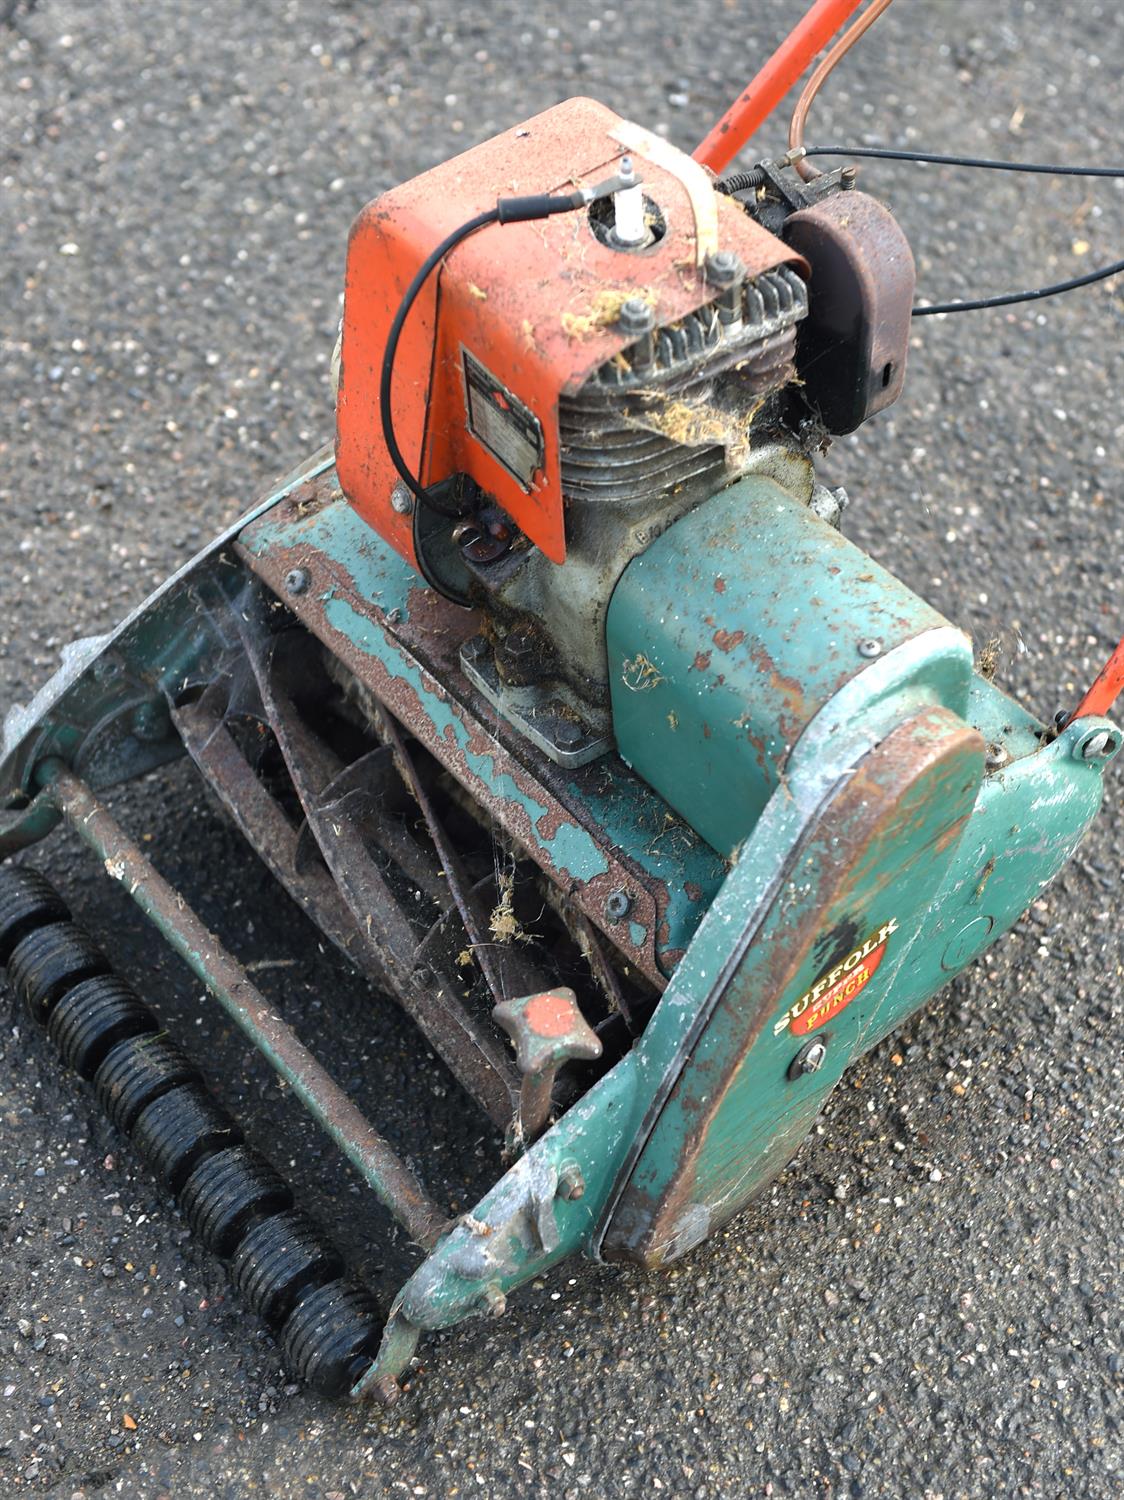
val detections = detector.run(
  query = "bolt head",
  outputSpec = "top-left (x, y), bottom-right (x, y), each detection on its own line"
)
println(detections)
top-left (462, 635), bottom-right (489, 662)
top-left (605, 889), bottom-right (633, 922)
top-left (131, 702), bottom-right (167, 743)
top-left (857, 638), bottom-right (883, 659)
top-left (284, 567), bottom-right (310, 596)
top-left (985, 742), bottom-right (1010, 771)
top-left (618, 297), bottom-right (655, 335)
top-left (555, 720), bottom-right (583, 749)
top-left (503, 631), bottom-right (534, 660)
top-left (390, 483), bottom-right (414, 515)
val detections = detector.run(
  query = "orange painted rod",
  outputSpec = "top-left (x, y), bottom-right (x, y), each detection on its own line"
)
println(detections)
top-left (693, 0), bottom-right (866, 175)
top-left (1072, 635), bottom-right (1124, 721)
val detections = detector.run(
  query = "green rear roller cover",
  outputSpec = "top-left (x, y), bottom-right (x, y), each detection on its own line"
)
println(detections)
top-left (606, 476), bottom-right (974, 857)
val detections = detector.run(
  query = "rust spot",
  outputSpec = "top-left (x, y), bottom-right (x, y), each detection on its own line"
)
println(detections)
top-left (713, 628), bottom-right (746, 653)
top-left (748, 641), bottom-right (807, 748)
top-left (692, 650), bottom-right (712, 672)
top-left (714, 576), bottom-right (726, 594)
top-left (684, 881), bottom-right (703, 902)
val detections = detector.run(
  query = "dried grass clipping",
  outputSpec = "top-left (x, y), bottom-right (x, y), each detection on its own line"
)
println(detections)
top-left (978, 637), bottom-right (1002, 680)
top-left (561, 287), bottom-right (657, 340)
top-left (489, 870), bottom-right (531, 945)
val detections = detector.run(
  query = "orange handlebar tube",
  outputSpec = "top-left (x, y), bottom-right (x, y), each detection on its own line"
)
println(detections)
top-left (1072, 635), bottom-right (1124, 722)
top-left (693, 0), bottom-right (866, 175)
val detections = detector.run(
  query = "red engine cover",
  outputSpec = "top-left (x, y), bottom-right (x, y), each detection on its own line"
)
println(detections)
top-left (335, 96), bottom-right (802, 566)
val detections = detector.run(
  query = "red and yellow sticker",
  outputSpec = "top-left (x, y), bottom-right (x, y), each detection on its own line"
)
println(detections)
top-left (773, 919), bottom-right (899, 1038)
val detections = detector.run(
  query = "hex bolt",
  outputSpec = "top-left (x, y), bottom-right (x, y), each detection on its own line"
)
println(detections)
top-left (462, 635), bottom-right (489, 662)
top-left (617, 298), bottom-right (655, 336)
top-left (390, 483), bottom-right (414, 515)
top-left (493, 988), bottom-right (602, 1144)
top-left (1077, 729), bottom-right (1119, 764)
top-left (857, 638), bottom-right (883, 659)
top-left (605, 889), bottom-right (633, 922)
top-left (556, 1163), bottom-right (586, 1201)
top-left (555, 720), bottom-right (583, 750)
top-left (788, 1037), bottom-right (828, 1080)
top-left (284, 567), bottom-right (310, 596)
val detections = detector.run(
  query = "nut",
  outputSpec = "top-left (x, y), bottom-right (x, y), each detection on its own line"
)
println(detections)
top-left (618, 298), bottom-right (655, 336)
top-left (705, 249), bottom-right (744, 288)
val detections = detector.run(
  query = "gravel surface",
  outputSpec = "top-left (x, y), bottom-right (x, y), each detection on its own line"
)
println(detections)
top-left (1, 2), bottom-right (1122, 1496)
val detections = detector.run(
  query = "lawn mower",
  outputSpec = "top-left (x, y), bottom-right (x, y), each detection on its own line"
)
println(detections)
top-left (1, 0), bottom-right (1121, 1403)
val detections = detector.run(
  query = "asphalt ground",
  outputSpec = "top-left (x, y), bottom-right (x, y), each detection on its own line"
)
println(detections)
top-left (1, 1), bottom-right (1122, 1495)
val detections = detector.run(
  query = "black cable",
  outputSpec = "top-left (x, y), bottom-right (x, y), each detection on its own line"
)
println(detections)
top-left (796, 143), bottom-right (1124, 314)
top-left (913, 257), bottom-right (1124, 315)
top-left (804, 144), bottom-right (1124, 178)
top-left (379, 208), bottom-right (500, 518)
top-left (378, 183), bottom-right (622, 516)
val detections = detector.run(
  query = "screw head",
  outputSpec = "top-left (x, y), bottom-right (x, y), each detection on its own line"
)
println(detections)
top-left (840, 164), bottom-right (859, 190)
top-left (618, 297), bottom-right (655, 335)
top-left (284, 567), bottom-right (310, 596)
top-left (705, 249), bottom-right (744, 287)
top-left (605, 889), bottom-right (633, 922)
top-left (985, 742), bottom-right (1010, 771)
top-left (788, 1038), bottom-right (828, 1080)
top-left (857, 638), bottom-right (883, 659)
top-left (390, 483), bottom-right (414, 515)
